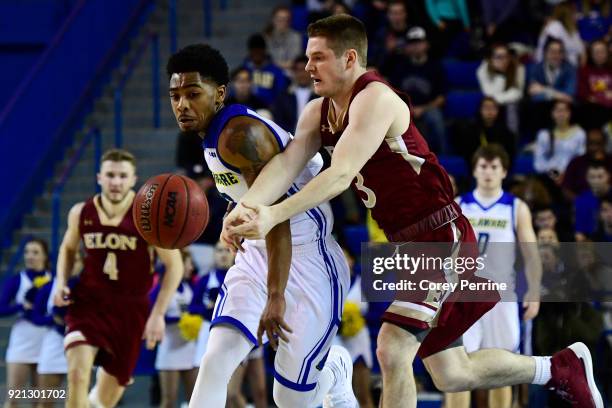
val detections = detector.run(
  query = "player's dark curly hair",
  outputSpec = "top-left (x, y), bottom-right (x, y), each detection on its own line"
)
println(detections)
top-left (166, 44), bottom-right (229, 86)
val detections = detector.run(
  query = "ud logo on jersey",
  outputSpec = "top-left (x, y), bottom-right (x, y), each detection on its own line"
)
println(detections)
top-left (468, 217), bottom-right (508, 229)
top-left (213, 172), bottom-right (240, 187)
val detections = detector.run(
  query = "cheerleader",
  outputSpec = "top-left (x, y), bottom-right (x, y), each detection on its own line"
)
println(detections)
top-left (0, 238), bottom-right (52, 407)
top-left (190, 242), bottom-right (233, 368)
top-left (153, 250), bottom-right (198, 408)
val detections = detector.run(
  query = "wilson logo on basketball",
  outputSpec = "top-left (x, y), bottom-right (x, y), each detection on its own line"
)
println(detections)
top-left (139, 183), bottom-right (158, 232)
top-left (164, 191), bottom-right (178, 227)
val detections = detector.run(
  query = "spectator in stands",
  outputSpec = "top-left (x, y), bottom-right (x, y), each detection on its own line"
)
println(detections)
top-left (272, 56), bottom-right (316, 133)
top-left (1, 238), bottom-right (51, 407)
top-left (369, 0), bottom-right (411, 65)
top-left (381, 26), bottom-right (447, 154)
top-left (534, 100), bottom-right (586, 181)
top-left (477, 43), bottom-right (525, 133)
top-left (533, 205), bottom-right (575, 241)
top-left (537, 227), bottom-right (560, 245)
top-left (455, 96), bottom-right (517, 167)
top-left (226, 67), bottom-right (268, 111)
top-left (331, 1), bottom-right (351, 15)
top-left (425, 0), bottom-right (471, 56)
top-left (577, 39), bottom-right (612, 129)
top-left (479, 0), bottom-right (520, 43)
top-left (243, 34), bottom-right (289, 106)
top-left (576, 0), bottom-right (612, 43)
top-left (590, 196), bottom-right (612, 241)
top-left (535, 1), bottom-right (586, 66)
top-left (562, 128), bottom-right (612, 199)
top-left (511, 175), bottom-right (553, 209)
top-left (526, 38), bottom-right (577, 133)
top-left (574, 161), bottom-right (611, 240)
top-left (263, 6), bottom-right (303, 72)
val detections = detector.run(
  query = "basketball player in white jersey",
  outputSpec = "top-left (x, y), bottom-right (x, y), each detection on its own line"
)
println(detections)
top-left (447, 144), bottom-right (542, 408)
top-left (167, 44), bottom-right (356, 408)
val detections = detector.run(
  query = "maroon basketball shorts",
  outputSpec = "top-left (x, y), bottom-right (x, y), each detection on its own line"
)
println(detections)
top-left (382, 215), bottom-right (500, 358)
top-left (64, 290), bottom-right (149, 386)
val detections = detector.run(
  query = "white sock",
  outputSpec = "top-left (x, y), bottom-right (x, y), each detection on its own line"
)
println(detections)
top-left (531, 356), bottom-right (552, 385)
top-left (88, 386), bottom-right (105, 408)
top-left (189, 326), bottom-right (253, 407)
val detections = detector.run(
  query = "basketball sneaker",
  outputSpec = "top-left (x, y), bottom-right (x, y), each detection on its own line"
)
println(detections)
top-left (323, 345), bottom-right (358, 408)
top-left (546, 342), bottom-right (604, 408)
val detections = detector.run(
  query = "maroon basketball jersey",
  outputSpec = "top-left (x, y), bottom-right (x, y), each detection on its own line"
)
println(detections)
top-left (319, 71), bottom-right (456, 236)
top-left (77, 195), bottom-right (153, 297)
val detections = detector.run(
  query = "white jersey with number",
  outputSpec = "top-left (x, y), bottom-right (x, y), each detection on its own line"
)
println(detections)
top-left (202, 104), bottom-right (332, 247)
top-left (457, 190), bottom-right (518, 295)
top-left (458, 190), bottom-right (521, 352)
top-left (194, 104), bottom-right (350, 393)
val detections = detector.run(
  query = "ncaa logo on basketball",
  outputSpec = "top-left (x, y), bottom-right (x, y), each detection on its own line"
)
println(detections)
top-left (139, 183), bottom-right (158, 232)
top-left (164, 191), bottom-right (178, 227)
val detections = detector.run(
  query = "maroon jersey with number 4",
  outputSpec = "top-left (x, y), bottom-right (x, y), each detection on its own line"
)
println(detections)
top-left (77, 195), bottom-right (152, 296)
top-left (64, 195), bottom-right (153, 385)
top-left (320, 71), bottom-right (457, 238)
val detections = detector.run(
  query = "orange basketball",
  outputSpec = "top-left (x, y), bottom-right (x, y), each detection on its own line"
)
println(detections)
top-left (133, 174), bottom-right (209, 249)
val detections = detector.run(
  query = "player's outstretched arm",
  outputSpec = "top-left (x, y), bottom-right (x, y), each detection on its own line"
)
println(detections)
top-left (232, 84), bottom-right (396, 239)
top-left (516, 199), bottom-right (542, 320)
top-left (218, 116), bottom-right (293, 348)
top-left (53, 202), bottom-right (83, 307)
top-left (144, 247), bottom-right (183, 349)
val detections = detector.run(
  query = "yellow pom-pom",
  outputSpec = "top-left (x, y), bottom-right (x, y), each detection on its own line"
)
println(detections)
top-left (178, 313), bottom-right (203, 341)
top-left (340, 302), bottom-right (365, 338)
top-left (33, 275), bottom-right (51, 289)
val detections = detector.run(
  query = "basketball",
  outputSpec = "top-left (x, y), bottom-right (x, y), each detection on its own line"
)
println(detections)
top-left (133, 173), bottom-right (209, 249)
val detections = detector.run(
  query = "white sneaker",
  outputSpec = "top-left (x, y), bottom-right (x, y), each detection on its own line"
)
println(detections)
top-left (323, 345), bottom-right (358, 408)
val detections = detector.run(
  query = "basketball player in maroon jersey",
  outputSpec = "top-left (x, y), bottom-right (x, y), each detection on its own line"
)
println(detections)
top-left (53, 149), bottom-right (183, 408)
top-left (224, 15), bottom-right (604, 408)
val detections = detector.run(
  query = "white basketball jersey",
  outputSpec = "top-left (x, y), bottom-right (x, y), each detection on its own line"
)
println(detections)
top-left (203, 104), bottom-right (333, 246)
top-left (458, 190), bottom-right (518, 294)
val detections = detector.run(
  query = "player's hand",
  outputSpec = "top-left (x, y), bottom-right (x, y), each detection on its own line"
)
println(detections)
top-left (522, 300), bottom-right (540, 320)
top-left (143, 313), bottom-right (165, 349)
top-left (257, 293), bottom-right (292, 351)
top-left (53, 285), bottom-right (72, 307)
top-left (222, 204), bottom-right (255, 252)
top-left (227, 203), bottom-right (275, 240)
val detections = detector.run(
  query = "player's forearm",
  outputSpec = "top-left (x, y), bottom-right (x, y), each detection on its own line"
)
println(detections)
top-left (265, 220), bottom-right (292, 297)
top-left (273, 166), bottom-right (352, 225)
top-left (151, 263), bottom-right (183, 316)
top-left (523, 247), bottom-right (542, 299)
top-left (240, 154), bottom-right (300, 206)
top-left (56, 246), bottom-right (76, 286)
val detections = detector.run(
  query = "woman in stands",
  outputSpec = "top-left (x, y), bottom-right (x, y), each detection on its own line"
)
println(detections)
top-left (263, 5), bottom-right (303, 72)
top-left (477, 43), bottom-right (525, 133)
top-left (577, 39), bottom-right (612, 128)
top-left (534, 100), bottom-right (586, 182)
top-left (536, 1), bottom-right (586, 66)
top-left (0, 238), bottom-right (52, 407)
